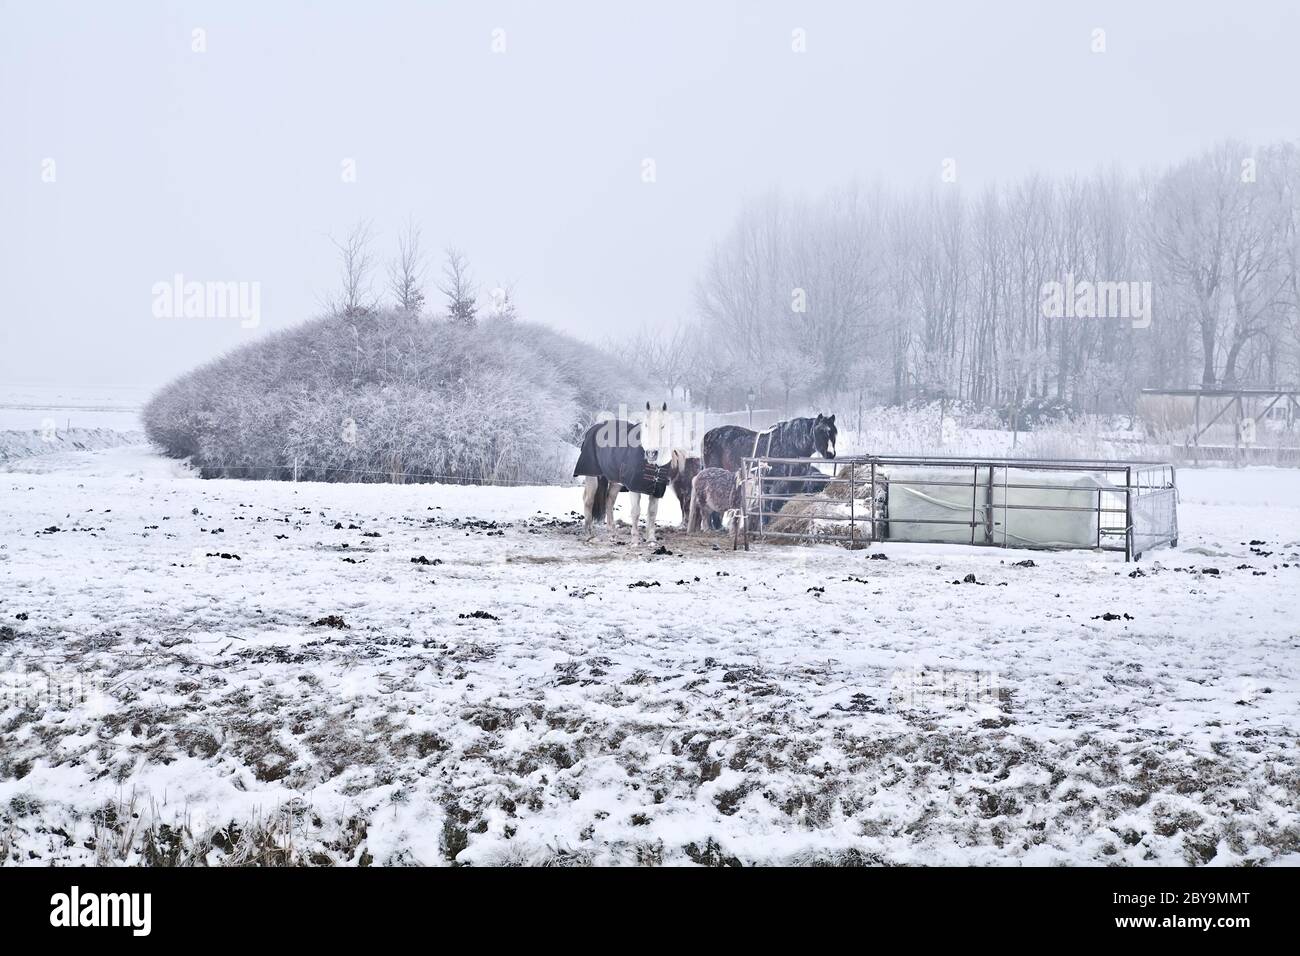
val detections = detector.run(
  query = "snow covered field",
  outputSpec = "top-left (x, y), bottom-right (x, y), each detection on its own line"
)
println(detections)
top-left (1, 444), bottom-right (1298, 866)
top-left (0, 383), bottom-right (148, 432)
top-left (0, 383), bottom-right (147, 465)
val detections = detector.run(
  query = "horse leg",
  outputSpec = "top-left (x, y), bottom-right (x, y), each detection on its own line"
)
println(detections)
top-left (646, 494), bottom-right (659, 545)
top-left (605, 483), bottom-right (621, 539)
top-left (582, 477), bottom-right (598, 541)
top-left (707, 471), bottom-right (724, 531)
top-left (675, 484), bottom-right (690, 530)
top-left (687, 493), bottom-right (700, 534)
top-left (628, 492), bottom-right (642, 545)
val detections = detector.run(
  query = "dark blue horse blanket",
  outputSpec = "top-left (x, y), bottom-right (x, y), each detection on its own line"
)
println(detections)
top-left (573, 420), bottom-right (671, 498)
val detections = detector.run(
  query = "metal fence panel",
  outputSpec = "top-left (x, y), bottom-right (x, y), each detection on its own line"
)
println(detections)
top-left (741, 454), bottom-right (1179, 561)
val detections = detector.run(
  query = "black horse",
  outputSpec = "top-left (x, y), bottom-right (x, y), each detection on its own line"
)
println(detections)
top-left (701, 413), bottom-right (837, 472)
top-left (700, 414), bottom-right (837, 526)
top-left (573, 403), bottom-right (675, 545)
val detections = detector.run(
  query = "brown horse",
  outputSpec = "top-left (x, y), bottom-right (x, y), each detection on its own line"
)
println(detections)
top-left (669, 450), bottom-right (701, 529)
top-left (686, 467), bottom-right (741, 533)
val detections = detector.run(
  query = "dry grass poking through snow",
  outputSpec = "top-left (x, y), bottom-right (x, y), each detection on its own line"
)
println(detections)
top-left (1, 448), bottom-right (1299, 866)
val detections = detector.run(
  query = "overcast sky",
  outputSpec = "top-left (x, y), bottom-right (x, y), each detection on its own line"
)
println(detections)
top-left (3, 0), bottom-right (1298, 388)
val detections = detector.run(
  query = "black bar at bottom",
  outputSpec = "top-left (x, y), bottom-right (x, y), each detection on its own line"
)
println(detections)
top-left (0, 865), bottom-right (1284, 943)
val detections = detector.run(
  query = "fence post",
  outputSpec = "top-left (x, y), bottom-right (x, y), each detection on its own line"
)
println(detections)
top-left (969, 465), bottom-right (979, 546)
top-left (1234, 396), bottom-right (1242, 469)
top-left (984, 465), bottom-right (995, 546)
top-left (1169, 465), bottom-right (1179, 547)
top-left (741, 459), bottom-right (750, 551)
top-left (849, 462), bottom-right (855, 548)
top-left (1124, 465), bottom-right (1134, 562)
top-left (869, 460), bottom-right (877, 547)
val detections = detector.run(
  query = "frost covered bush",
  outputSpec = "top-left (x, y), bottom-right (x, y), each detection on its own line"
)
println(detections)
top-left (997, 396), bottom-right (1077, 431)
top-left (143, 311), bottom-right (651, 484)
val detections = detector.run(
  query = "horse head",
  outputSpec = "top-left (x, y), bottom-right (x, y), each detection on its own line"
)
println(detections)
top-left (640, 401), bottom-right (672, 464)
top-left (813, 413), bottom-right (837, 459)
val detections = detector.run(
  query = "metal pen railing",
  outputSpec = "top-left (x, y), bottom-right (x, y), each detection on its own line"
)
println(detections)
top-left (739, 454), bottom-right (1178, 561)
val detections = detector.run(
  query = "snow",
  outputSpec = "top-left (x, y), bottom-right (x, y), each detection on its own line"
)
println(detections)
top-left (0, 429), bottom-right (146, 466)
top-left (0, 383), bottom-right (148, 432)
top-left (1, 444), bottom-right (1298, 866)
top-left (0, 383), bottom-right (148, 466)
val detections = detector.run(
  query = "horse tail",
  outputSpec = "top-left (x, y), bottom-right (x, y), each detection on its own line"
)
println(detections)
top-left (591, 477), bottom-right (609, 521)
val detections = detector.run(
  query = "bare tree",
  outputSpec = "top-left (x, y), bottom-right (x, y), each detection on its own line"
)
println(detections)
top-left (438, 246), bottom-right (478, 327)
top-left (657, 320), bottom-right (693, 400)
top-left (328, 220), bottom-right (378, 318)
top-left (694, 191), bottom-right (788, 380)
top-left (682, 324), bottom-right (739, 411)
top-left (1150, 146), bottom-right (1237, 386)
top-left (388, 217), bottom-right (427, 316)
top-left (1220, 144), bottom-right (1293, 385)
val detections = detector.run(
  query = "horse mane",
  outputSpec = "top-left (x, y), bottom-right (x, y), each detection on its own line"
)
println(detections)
top-left (770, 417), bottom-right (815, 455)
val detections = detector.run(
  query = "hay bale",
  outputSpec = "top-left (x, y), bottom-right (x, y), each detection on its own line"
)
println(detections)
top-left (824, 462), bottom-right (888, 513)
top-left (764, 493), bottom-right (830, 535)
top-left (763, 493), bottom-right (870, 547)
top-left (761, 462), bottom-right (884, 547)
top-left (825, 462), bottom-right (891, 499)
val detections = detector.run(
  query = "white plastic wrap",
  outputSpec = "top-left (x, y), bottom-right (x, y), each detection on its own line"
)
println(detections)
top-left (885, 467), bottom-right (984, 544)
top-left (992, 468), bottom-right (1113, 549)
top-left (885, 466), bottom-right (1117, 549)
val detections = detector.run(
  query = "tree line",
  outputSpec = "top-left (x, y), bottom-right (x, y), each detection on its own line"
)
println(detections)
top-left (641, 140), bottom-right (1300, 417)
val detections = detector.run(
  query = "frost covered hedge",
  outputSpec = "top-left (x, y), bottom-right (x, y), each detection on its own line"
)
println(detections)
top-left (143, 311), bottom-right (651, 484)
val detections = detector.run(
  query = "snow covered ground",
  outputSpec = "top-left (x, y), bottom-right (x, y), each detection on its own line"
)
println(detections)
top-left (1, 443), bottom-right (1298, 866)
top-left (0, 383), bottom-right (147, 465)
top-left (0, 383), bottom-right (148, 432)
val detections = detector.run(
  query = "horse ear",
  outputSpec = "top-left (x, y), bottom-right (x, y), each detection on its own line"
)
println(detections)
top-left (661, 402), bottom-right (667, 412)
top-left (646, 401), bottom-right (652, 412)
top-left (815, 413), bottom-right (825, 423)
top-left (828, 414), bottom-right (836, 425)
